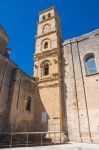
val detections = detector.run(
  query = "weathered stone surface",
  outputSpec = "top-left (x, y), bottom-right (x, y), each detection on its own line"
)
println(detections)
top-left (62, 31), bottom-right (99, 143)
top-left (0, 7), bottom-right (99, 144)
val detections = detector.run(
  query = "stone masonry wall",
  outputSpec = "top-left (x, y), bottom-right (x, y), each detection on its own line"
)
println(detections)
top-left (0, 55), bottom-right (17, 132)
top-left (0, 55), bottom-right (43, 133)
top-left (8, 70), bottom-right (43, 132)
top-left (62, 29), bottom-right (99, 143)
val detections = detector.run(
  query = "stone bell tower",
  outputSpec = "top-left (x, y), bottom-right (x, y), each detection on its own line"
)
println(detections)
top-left (34, 7), bottom-right (63, 132)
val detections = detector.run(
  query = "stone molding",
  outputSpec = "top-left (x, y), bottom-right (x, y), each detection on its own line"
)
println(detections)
top-left (37, 73), bottom-right (61, 84)
top-left (36, 30), bottom-right (57, 39)
top-left (34, 48), bottom-right (60, 61)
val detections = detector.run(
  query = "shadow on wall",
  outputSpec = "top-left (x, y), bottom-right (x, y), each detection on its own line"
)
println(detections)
top-left (61, 57), bottom-right (68, 136)
top-left (6, 70), bottom-right (49, 134)
top-left (34, 84), bottom-right (49, 132)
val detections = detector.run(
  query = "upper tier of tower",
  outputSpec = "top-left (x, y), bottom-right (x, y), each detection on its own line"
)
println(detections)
top-left (36, 6), bottom-right (61, 37)
top-left (35, 7), bottom-right (62, 54)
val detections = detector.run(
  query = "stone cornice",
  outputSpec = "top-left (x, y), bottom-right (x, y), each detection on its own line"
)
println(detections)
top-left (36, 30), bottom-right (56, 39)
top-left (37, 73), bottom-right (61, 84)
top-left (34, 48), bottom-right (60, 61)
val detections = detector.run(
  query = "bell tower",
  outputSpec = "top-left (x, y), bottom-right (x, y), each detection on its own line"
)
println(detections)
top-left (34, 7), bottom-right (63, 132)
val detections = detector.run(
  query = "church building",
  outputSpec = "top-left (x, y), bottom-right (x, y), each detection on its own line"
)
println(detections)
top-left (0, 6), bottom-right (99, 144)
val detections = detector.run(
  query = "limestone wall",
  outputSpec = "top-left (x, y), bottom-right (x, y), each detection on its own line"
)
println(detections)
top-left (8, 69), bottom-right (44, 132)
top-left (0, 55), bottom-right (43, 133)
top-left (62, 29), bottom-right (99, 143)
top-left (0, 55), bottom-right (17, 132)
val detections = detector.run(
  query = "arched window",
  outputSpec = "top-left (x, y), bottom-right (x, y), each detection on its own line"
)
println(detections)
top-left (44, 41), bottom-right (48, 49)
top-left (42, 15), bottom-right (45, 20)
top-left (26, 96), bottom-right (31, 112)
top-left (41, 39), bottom-right (51, 51)
top-left (43, 64), bottom-right (49, 76)
top-left (85, 54), bottom-right (97, 74)
top-left (48, 13), bottom-right (51, 18)
top-left (40, 60), bottom-right (51, 78)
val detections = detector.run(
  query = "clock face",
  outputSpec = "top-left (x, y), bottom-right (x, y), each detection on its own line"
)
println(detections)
top-left (43, 24), bottom-right (51, 33)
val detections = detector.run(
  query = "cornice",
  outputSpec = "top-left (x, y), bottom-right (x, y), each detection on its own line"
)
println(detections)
top-left (36, 30), bottom-right (56, 39)
top-left (34, 48), bottom-right (60, 61)
top-left (37, 73), bottom-right (61, 84)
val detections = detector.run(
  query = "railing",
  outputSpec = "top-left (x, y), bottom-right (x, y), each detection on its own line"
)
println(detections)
top-left (0, 131), bottom-right (67, 148)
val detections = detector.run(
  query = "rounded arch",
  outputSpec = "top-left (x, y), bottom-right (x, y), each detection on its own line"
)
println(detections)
top-left (43, 23), bottom-right (51, 33)
top-left (84, 53), bottom-right (97, 74)
top-left (47, 13), bottom-right (51, 18)
top-left (40, 60), bottom-right (52, 77)
top-left (84, 53), bottom-right (95, 61)
top-left (41, 38), bottom-right (52, 50)
top-left (40, 60), bottom-right (52, 68)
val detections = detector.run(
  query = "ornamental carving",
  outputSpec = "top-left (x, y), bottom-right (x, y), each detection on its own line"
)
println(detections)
top-left (40, 60), bottom-right (52, 68)
top-left (34, 64), bottom-right (38, 69)
top-left (34, 48), bottom-right (60, 61)
top-left (37, 73), bottom-right (61, 84)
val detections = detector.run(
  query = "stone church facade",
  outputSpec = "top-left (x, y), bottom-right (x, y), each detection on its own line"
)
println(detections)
top-left (0, 6), bottom-right (99, 143)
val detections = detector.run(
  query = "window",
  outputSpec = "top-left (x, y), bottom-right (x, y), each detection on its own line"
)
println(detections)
top-left (48, 13), bottom-right (51, 18)
top-left (42, 15), bottom-right (45, 20)
top-left (43, 64), bottom-right (49, 76)
top-left (44, 41), bottom-right (48, 49)
top-left (42, 39), bottom-right (51, 51)
top-left (40, 60), bottom-right (51, 77)
top-left (85, 54), bottom-right (97, 75)
top-left (26, 96), bottom-right (31, 111)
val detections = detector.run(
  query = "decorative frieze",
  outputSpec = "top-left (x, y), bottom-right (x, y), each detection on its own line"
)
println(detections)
top-left (37, 73), bottom-right (61, 84)
top-left (34, 48), bottom-right (60, 61)
top-left (36, 30), bottom-right (57, 39)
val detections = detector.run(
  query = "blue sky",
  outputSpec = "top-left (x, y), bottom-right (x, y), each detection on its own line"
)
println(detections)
top-left (0, 0), bottom-right (99, 76)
